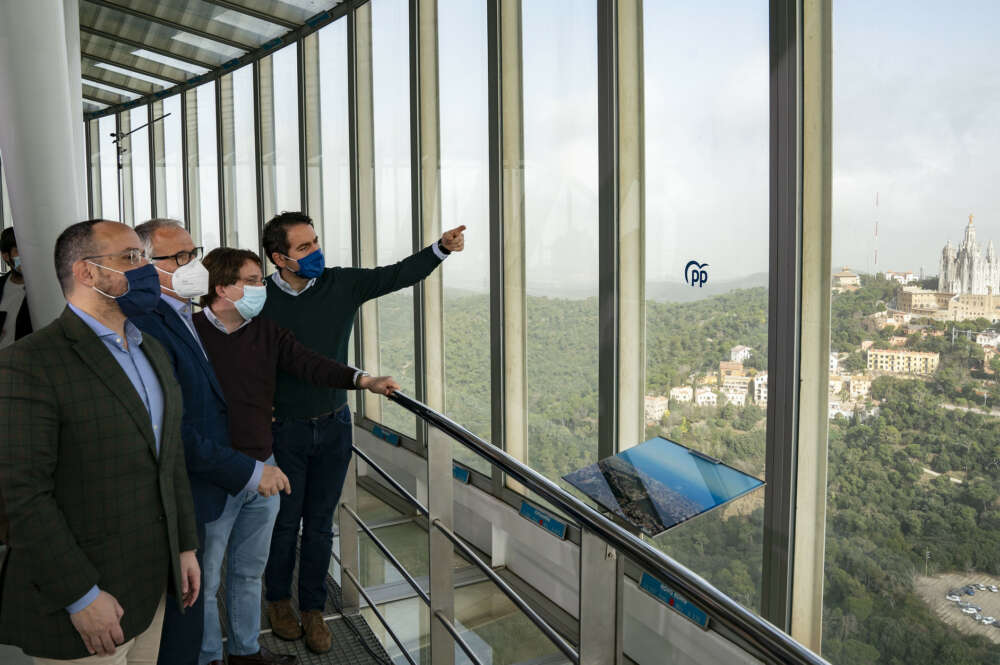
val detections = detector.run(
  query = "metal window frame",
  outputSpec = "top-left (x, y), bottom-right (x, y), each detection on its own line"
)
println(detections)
top-left (199, 0), bottom-right (299, 30)
top-left (79, 26), bottom-right (216, 72)
top-left (81, 74), bottom-right (149, 98)
top-left (147, 102), bottom-right (159, 218)
top-left (84, 119), bottom-right (99, 218)
top-left (216, 73), bottom-right (231, 246)
top-left (117, 110), bottom-right (134, 224)
top-left (760, 0), bottom-right (804, 630)
top-left (81, 51), bottom-right (187, 85)
top-left (181, 89), bottom-right (202, 240)
top-left (83, 0), bottom-right (255, 53)
top-left (486, 0), bottom-right (528, 495)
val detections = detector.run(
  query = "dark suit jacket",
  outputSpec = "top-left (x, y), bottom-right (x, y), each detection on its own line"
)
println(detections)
top-left (128, 298), bottom-right (255, 525)
top-left (0, 272), bottom-right (32, 343)
top-left (0, 306), bottom-right (198, 659)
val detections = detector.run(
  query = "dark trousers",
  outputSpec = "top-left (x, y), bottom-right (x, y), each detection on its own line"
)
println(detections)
top-left (158, 523), bottom-right (205, 665)
top-left (264, 405), bottom-right (353, 611)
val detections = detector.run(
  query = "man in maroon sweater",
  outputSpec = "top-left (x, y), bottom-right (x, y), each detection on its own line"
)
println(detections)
top-left (192, 248), bottom-right (397, 665)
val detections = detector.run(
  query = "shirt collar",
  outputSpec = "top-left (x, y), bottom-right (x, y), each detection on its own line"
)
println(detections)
top-left (160, 292), bottom-right (194, 319)
top-left (203, 304), bottom-right (251, 335)
top-left (269, 269), bottom-right (316, 296)
top-left (68, 303), bottom-right (143, 349)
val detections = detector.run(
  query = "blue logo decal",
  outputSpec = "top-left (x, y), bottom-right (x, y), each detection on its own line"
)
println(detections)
top-left (684, 260), bottom-right (710, 288)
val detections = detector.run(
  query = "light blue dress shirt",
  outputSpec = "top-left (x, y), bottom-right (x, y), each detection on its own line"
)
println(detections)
top-left (65, 304), bottom-right (165, 614)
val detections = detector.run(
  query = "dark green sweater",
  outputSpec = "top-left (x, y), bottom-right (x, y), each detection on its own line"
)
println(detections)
top-left (260, 243), bottom-right (443, 419)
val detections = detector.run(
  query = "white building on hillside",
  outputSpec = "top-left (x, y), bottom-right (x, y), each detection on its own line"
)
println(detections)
top-left (753, 373), bottom-right (768, 406)
top-left (644, 396), bottom-right (670, 423)
top-left (695, 388), bottom-right (717, 407)
top-left (730, 345), bottom-right (753, 363)
top-left (669, 386), bottom-right (693, 404)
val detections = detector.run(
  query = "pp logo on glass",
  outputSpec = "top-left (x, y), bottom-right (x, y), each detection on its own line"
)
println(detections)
top-left (684, 260), bottom-right (709, 288)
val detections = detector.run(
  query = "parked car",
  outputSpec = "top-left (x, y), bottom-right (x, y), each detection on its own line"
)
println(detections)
top-left (989, 585), bottom-right (998, 593)
top-left (966, 588), bottom-right (976, 596)
top-left (959, 601), bottom-right (972, 609)
top-left (975, 583), bottom-right (987, 591)
top-left (946, 594), bottom-right (961, 602)
top-left (974, 613), bottom-right (983, 622)
top-left (983, 616), bottom-right (996, 625)
top-left (963, 607), bottom-right (977, 614)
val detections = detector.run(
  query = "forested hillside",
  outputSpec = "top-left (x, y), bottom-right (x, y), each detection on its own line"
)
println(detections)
top-left (374, 282), bottom-right (1000, 664)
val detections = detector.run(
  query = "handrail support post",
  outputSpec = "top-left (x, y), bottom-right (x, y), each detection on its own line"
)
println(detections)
top-left (338, 454), bottom-right (360, 614)
top-left (579, 527), bottom-right (623, 665)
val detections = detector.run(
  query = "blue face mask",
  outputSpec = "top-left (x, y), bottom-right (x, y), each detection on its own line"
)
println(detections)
top-left (90, 262), bottom-right (162, 316)
top-left (227, 284), bottom-right (267, 320)
top-left (286, 248), bottom-right (325, 279)
top-left (12, 256), bottom-right (20, 273)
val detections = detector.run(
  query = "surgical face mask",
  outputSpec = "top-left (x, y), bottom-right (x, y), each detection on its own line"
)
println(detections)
top-left (89, 262), bottom-right (161, 315)
top-left (156, 258), bottom-right (209, 299)
top-left (284, 248), bottom-right (325, 279)
top-left (226, 284), bottom-right (267, 320)
top-left (11, 256), bottom-right (21, 273)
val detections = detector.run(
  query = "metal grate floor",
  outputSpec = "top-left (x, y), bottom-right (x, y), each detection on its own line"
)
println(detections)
top-left (215, 560), bottom-right (389, 665)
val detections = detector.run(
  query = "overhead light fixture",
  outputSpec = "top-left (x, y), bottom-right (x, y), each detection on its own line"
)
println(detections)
top-left (131, 49), bottom-right (210, 76)
top-left (94, 62), bottom-right (173, 88)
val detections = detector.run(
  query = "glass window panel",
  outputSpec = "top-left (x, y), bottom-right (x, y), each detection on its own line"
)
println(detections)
top-left (372, 0), bottom-right (416, 438)
top-left (522, 2), bottom-right (599, 484)
top-left (318, 20), bottom-right (352, 269)
top-left (438, 0), bottom-right (491, 475)
top-left (129, 107), bottom-right (151, 224)
top-left (196, 82), bottom-right (220, 251)
top-left (99, 114), bottom-right (120, 220)
top-left (272, 44), bottom-right (301, 212)
top-left (228, 66), bottom-right (259, 251)
top-left (823, 4), bottom-right (1000, 663)
top-left (162, 95), bottom-right (185, 221)
top-left (640, 2), bottom-right (769, 612)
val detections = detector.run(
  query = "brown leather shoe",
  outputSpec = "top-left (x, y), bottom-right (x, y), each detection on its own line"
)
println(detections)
top-left (267, 599), bottom-right (304, 640)
top-left (228, 647), bottom-right (298, 665)
top-left (301, 610), bottom-right (332, 654)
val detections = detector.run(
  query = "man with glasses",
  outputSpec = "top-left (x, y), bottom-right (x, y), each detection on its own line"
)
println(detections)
top-left (129, 219), bottom-right (291, 665)
top-left (0, 219), bottom-right (199, 663)
top-left (191, 247), bottom-right (397, 665)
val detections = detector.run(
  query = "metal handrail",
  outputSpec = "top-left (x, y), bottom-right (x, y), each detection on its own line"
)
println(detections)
top-left (352, 445), bottom-right (429, 517)
top-left (341, 564), bottom-right (418, 665)
top-left (433, 609), bottom-right (486, 665)
top-left (386, 391), bottom-right (828, 665)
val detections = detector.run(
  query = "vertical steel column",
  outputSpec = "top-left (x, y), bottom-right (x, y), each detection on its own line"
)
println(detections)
top-left (597, 0), bottom-right (646, 461)
top-left (301, 33), bottom-right (325, 243)
top-left (216, 77), bottom-right (231, 246)
top-left (349, 3), bottom-right (381, 422)
top-left (410, 2), bottom-right (454, 664)
top-left (487, 0), bottom-right (528, 492)
top-left (118, 111), bottom-right (134, 225)
top-left (253, 61), bottom-right (266, 262)
top-left (182, 90), bottom-right (202, 243)
top-left (579, 529), bottom-right (622, 665)
top-left (791, 0), bottom-right (831, 651)
top-left (150, 100), bottom-right (167, 218)
top-left (85, 119), bottom-right (101, 218)
top-left (147, 103), bottom-right (158, 218)
top-left (761, 0), bottom-right (803, 630)
top-left (218, 74), bottom-right (237, 247)
top-left (258, 56), bottom-right (278, 222)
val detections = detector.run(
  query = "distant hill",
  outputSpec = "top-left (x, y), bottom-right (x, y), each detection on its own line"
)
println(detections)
top-left (646, 272), bottom-right (770, 302)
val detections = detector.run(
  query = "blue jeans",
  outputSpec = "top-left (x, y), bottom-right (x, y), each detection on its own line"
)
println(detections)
top-left (199, 456), bottom-right (280, 664)
top-left (264, 405), bottom-right (353, 611)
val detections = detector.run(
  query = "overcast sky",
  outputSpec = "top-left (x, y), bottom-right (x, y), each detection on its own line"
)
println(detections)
top-left (78, 0), bottom-right (1000, 288)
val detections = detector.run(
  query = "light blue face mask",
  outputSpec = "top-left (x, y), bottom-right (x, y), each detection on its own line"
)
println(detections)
top-left (12, 256), bottom-right (21, 272)
top-left (227, 284), bottom-right (267, 320)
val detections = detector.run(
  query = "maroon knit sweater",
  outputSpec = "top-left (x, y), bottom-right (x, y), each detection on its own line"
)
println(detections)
top-left (194, 311), bottom-right (358, 461)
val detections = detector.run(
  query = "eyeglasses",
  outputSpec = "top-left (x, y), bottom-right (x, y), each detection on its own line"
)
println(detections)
top-left (83, 248), bottom-right (146, 265)
top-left (151, 247), bottom-right (203, 266)
top-left (237, 277), bottom-right (265, 287)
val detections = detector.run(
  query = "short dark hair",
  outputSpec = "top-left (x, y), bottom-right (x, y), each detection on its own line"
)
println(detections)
top-left (201, 247), bottom-right (262, 308)
top-left (261, 211), bottom-right (314, 266)
top-left (0, 227), bottom-right (16, 257)
top-left (54, 219), bottom-right (105, 294)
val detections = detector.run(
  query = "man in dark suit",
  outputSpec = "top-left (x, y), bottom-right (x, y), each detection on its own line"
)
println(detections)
top-left (0, 219), bottom-right (200, 663)
top-left (0, 227), bottom-right (32, 349)
top-left (129, 219), bottom-right (291, 665)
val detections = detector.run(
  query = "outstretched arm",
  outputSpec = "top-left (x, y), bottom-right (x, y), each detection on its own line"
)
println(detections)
top-left (352, 226), bottom-right (466, 303)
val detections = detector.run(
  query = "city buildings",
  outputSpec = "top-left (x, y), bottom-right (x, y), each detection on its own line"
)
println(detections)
top-left (829, 352), bottom-right (839, 374)
top-left (695, 387), bottom-right (717, 407)
top-left (669, 386), bottom-right (693, 404)
top-left (753, 373), bottom-right (768, 407)
top-left (939, 216), bottom-right (1000, 295)
top-left (847, 376), bottom-right (872, 400)
top-left (885, 270), bottom-right (917, 284)
top-left (866, 348), bottom-right (940, 375)
top-left (718, 360), bottom-right (744, 377)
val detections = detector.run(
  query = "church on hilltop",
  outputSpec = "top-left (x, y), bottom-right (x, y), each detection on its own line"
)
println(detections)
top-left (939, 215), bottom-right (999, 294)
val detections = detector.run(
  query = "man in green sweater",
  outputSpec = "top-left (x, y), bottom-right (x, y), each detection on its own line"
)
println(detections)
top-left (259, 211), bottom-right (465, 652)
